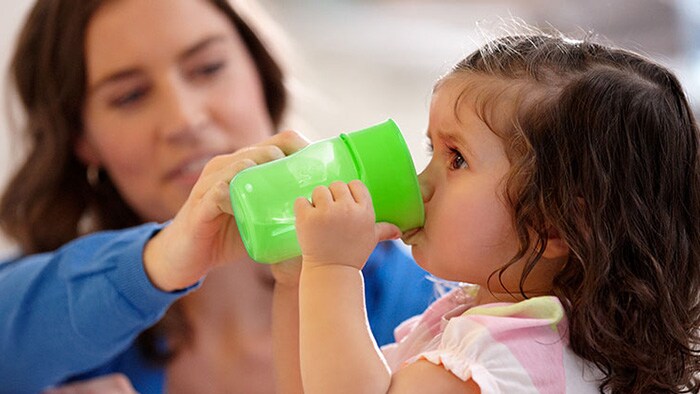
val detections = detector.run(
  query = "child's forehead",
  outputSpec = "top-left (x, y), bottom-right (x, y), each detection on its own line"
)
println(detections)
top-left (432, 73), bottom-right (526, 136)
top-left (435, 74), bottom-right (523, 107)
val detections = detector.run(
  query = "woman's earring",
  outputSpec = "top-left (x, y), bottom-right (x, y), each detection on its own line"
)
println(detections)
top-left (87, 164), bottom-right (101, 188)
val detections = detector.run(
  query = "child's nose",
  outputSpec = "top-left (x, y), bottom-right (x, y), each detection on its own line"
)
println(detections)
top-left (417, 170), bottom-right (433, 203)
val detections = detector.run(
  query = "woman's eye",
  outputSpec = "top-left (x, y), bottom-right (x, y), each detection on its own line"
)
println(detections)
top-left (448, 148), bottom-right (468, 170)
top-left (110, 87), bottom-right (148, 108)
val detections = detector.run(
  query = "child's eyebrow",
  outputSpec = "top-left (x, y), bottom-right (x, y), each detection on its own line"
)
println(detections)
top-left (437, 127), bottom-right (477, 159)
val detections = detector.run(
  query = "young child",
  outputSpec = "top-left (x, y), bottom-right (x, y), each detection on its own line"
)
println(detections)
top-left (271, 33), bottom-right (700, 393)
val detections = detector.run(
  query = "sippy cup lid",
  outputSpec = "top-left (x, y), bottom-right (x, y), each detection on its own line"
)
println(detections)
top-left (341, 119), bottom-right (425, 231)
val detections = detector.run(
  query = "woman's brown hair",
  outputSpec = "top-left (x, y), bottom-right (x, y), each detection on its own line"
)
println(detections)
top-left (450, 34), bottom-right (700, 392)
top-left (0, 0), bottom-right (286, 253)
top-left (0, 0), bottom-right (286, 364)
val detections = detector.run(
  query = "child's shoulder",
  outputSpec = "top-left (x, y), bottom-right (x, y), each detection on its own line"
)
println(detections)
top-left (384, 290), bottom-right (603, 392)
top-left (461, 295), bottom-right (566, 333)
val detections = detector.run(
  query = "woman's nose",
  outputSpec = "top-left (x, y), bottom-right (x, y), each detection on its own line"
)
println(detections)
top-left (417, 169), bottom-right (433, 203)
top-left (158, 80), bottom-right (205, 143)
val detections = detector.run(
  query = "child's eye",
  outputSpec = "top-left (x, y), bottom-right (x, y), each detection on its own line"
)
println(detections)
top-left (448, 148), bottom-right (468, 170)
top-left (425, 140), bottom-right (434, 155)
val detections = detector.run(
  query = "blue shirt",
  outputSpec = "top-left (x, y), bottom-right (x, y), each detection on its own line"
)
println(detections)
top-left (0, 224), bottom-right (434, 393)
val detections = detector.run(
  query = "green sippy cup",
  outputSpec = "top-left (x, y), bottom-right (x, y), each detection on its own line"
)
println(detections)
top-left (229, 119), bottom-right (424, 264)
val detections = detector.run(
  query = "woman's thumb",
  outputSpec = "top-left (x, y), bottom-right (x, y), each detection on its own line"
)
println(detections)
top-left (374, 222), bottom-right (402, 242)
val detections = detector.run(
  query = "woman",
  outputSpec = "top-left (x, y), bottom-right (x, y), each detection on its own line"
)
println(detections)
top-left (0, 0), bottom-right (433, 392)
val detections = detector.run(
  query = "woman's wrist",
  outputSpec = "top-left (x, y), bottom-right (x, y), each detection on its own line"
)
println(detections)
top-left (142, 226), bottom-right (202, 292)
top-left (142, 231), bottom-right (176, 292)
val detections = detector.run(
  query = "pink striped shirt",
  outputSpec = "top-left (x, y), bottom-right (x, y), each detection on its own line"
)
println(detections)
top-left (381, 286), bottom-right (603, 393)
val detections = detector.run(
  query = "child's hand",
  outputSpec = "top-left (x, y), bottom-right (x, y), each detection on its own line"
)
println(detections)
top-left (294, 180), bottom-right (402, 271)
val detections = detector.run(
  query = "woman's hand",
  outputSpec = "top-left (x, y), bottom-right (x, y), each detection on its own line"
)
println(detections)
top-left (144, 131), bottom-right (309, 291)
top-left (294, 180), bottom-right (401, 271)
top-left (42, 374), bottom-right (136, 394)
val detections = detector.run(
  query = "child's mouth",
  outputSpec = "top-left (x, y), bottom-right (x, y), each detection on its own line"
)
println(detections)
top-left (401, 228), bottom-right (421, 245)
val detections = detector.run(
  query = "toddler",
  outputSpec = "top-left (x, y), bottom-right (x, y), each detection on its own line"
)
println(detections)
top-left (271, 33), bottom-right (700, 393)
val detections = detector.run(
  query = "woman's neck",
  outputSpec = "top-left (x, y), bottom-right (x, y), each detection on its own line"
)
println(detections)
top-left (180, 259), bottom-right (274, 331)
top-left (164, 260), bottom-right (276, 393)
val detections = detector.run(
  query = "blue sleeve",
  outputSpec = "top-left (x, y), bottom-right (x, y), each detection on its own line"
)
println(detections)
top-left (66, 343), bottom-right (166, 394)
top-left (362, 241), bottom-right (435, 346)
top-left (0, 223), bottom-right (197, 394)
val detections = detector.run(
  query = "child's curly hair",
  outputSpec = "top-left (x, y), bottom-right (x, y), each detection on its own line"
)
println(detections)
top-left (450, 33), bottom-right (700, 393)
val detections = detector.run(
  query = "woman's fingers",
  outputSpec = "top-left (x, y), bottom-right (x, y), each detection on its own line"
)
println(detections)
top-left (259, 130), bottom-right (309, 155)
top-left (205, 160), bottom-right (257, 218)
top-left (205, 145), bottom-right (283, 174)
top-left (201, 129), bottom-right (307, 176)
top-left (195, 130), bottom-right (309, 197)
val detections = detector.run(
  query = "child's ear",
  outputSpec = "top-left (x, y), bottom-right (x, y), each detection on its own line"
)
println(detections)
top-left (542, 226), bottom-right (569, 260)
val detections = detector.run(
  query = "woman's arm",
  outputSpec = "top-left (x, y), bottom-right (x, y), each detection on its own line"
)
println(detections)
top-left (0, 131), bottom-right (309, 392)
top-left (0, 224), bottom-right (184, 393)
top-left (271, 259), bottom-right (304, 394)
top-left (143, 131), bottom-right (309, 291)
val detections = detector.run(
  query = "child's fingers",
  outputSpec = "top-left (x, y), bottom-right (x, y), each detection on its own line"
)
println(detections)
top-left (328, 181), bottom-right (353, 202)
top-left (294, 196), bottom-right (312, 216)
top-left (348, 179), bottom-right (372, 206)
top-left (310, 186), bottom-right (333, 208)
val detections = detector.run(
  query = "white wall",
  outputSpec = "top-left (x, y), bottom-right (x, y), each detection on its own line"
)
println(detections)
top-left (0, 0), bottom-right (694, 255)
top-left (0, 1), bottom-right (32, 184)
top-left (258, 0), bottom-right (699, 177)
top-left (0, 1), bottom-right (32, 254)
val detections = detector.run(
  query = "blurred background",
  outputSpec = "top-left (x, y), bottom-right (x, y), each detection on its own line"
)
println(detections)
top-left (0, 0), bottom-right (698, 251)
top-left (256, 0), bottom-right (700, 171)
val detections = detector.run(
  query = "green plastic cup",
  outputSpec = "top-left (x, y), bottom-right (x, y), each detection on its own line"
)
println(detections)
top-left (229, 119), bottom-right (424, 264)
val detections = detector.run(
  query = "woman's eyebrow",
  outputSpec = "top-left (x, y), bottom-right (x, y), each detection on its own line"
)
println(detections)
top-left (178, 34), bottom-right (228, 61)
top-left (90, 68), bottom-right (142, 95)
top-left (89, 35), bottom-right (229, 95)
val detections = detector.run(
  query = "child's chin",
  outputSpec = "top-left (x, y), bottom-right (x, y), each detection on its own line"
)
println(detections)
top-left (410, 246), bottom-right (428, 269)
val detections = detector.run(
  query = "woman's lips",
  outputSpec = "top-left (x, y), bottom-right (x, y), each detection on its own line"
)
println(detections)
top-left (166, 155), bottom-right (218, 187)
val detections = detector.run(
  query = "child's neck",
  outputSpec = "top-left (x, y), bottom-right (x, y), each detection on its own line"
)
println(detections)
top-left (473, 287), bottom-right (552, 306)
